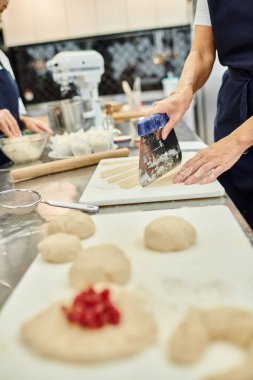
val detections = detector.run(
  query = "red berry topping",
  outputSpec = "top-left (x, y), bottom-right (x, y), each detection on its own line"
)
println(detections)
top-left (62, 287), bottom-right (121, 329)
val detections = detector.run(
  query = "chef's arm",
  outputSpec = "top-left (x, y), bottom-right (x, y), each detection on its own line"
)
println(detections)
top-left (174, 115), bottom-right (253, 186)
top-left (149, 25), bottom-right (216, 139)
top-left (174, 25), bottom-right (216, 99)
top-left (230, 116), bottom-right (253, 151)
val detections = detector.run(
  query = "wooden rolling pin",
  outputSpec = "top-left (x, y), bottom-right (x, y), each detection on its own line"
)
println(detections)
top-left (10, 148), bottom-right (130, 183)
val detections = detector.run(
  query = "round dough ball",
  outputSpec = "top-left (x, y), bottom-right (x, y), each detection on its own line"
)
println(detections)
top-left (69, 244), bottom-right (131, 289)
top-left (47, 210), bottom-right (95, 240)
top-left (144, 216), bottom-right (196, 252)
top-left (20, 286), bottom-right (156, 363)
top-left (38, 233), bottom-right (82, 263)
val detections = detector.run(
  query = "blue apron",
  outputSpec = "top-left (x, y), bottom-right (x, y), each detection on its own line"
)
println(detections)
top-left (207, 0), bottom-right (253, 228)
top-left (0, 64), bottom-right (23, 165)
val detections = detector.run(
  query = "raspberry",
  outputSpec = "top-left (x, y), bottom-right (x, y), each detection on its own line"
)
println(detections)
top-left (62, 287), bottom-right (121, 329)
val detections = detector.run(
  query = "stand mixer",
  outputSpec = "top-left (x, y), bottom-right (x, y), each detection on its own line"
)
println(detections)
top-left (47, 50), bottom-right (105, 129)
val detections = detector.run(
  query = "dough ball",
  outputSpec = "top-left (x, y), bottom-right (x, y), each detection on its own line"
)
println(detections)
top-left (69, 244), bottom-right (131, 289)
top-left (168, 309), bottom-right (209, 364)
top-left (20, 286), bottom-right (156, 362)
top-left (38, 233), bottom-right (82, 263)
top-left (47, 210), bottom-right (95, 240)
top-left (144, 216), bottom-right (196, 252)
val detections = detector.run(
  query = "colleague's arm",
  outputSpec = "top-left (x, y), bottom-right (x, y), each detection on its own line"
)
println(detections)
top-left (20, 115), bottom-right (52, 135)
top-left (150, 25), bottom-right (216, 139)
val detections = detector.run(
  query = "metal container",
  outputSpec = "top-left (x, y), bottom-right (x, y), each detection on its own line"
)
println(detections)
top-left (47, 98), bottom-right (89, 134)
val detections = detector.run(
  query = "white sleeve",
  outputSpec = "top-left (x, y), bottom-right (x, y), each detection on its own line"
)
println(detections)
top-left (18, 98), bottom-right (27, 115)
top-left (0, 50), bottom-right (27, 114)
top-left (194, 0), bottom-right (211, 26)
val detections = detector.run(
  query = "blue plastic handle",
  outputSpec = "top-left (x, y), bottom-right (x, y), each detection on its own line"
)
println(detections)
top-left (137, 113), bottom-right (169, 137)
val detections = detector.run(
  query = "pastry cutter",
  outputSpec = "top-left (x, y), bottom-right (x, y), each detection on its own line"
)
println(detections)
top-left (137, 113), bottom-right (182, 186)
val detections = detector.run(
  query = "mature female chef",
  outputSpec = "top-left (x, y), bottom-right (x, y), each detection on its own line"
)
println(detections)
top-left (0, 0), bottom-right (51, 164)
top-left (151, 0), bottom-right (253, 229)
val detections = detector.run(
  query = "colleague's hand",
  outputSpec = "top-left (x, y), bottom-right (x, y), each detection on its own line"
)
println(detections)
top-left (0, 108), bottom-right (21, 137)
top-left (148, 89), bottom-right (193, 140)
top-left (174, 135), bottom-right (245, 185)
top-left (21, 115), bottom-right (52, 135)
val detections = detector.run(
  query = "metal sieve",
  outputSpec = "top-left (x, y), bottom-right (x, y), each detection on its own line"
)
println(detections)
top-left (0, 189), bottom-right (99, 215)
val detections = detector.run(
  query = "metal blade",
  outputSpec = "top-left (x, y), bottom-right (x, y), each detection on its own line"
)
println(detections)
top-left (139, 128), bottom-right (182, 187)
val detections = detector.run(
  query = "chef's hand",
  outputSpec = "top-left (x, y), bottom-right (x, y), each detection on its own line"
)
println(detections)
top-left (0, 109), bottom-right (21, 137)
top-left (148, 89), bottom-right (193, 140)
top-left (174, 135), bottom-right (245, 185)
top-left (20, 115), bottom-right (52, 135)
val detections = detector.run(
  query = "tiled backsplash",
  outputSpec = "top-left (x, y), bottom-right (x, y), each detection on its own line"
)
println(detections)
top-left (9, 25), bottom-right (190, 105)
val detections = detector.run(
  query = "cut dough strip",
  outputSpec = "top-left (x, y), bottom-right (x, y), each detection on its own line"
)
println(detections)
top-left (100, 163), bottom-right (137, 178)
top-left (118, 174), bottom-right (139, 189)
top-left (107, 168), bottom-right (137, 183)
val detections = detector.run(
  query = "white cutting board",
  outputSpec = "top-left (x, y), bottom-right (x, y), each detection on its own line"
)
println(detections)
top-left (0, 205), bottom-right (253, 380)
top-left (79, 152), bottom-right (225, 206)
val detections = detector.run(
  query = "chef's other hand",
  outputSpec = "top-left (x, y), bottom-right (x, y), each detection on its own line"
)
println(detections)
top-left (0, 108), bottom-right (21, 137)
top-left (174, 135), bottom-right (245, 185)
top-left (147, 89), bottom-right (193, 140)
top-left (20, 115), bottom-right (52, 135)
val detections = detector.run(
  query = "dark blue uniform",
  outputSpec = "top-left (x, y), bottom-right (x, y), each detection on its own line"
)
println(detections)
top-left (207, 0), bottom-right (253, 228)
top-left (0, 62), bottom-right (23, 165)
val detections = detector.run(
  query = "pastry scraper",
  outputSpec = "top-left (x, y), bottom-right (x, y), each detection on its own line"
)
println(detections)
top-left (137, 113), bottom-right (182, 187)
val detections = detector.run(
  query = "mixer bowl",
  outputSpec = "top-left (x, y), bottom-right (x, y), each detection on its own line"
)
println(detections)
top-left (47, 98), bottom-right (92, 134)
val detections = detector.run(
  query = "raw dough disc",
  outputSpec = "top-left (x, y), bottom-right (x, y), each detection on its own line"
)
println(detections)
top-left (20, 286), bottom-right (156, 363)
top-left (47, 210), bottom-right (95, 240)
top-left (144, 215), bottom-right (196, 252)
top-left (69, 244), bottom-right (131, 289)
top-left (38, 233), bottom-right (82, 263)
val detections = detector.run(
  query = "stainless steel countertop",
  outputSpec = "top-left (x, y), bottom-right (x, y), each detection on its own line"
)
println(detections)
top-left (0, 122), bottom-right (252, 309)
